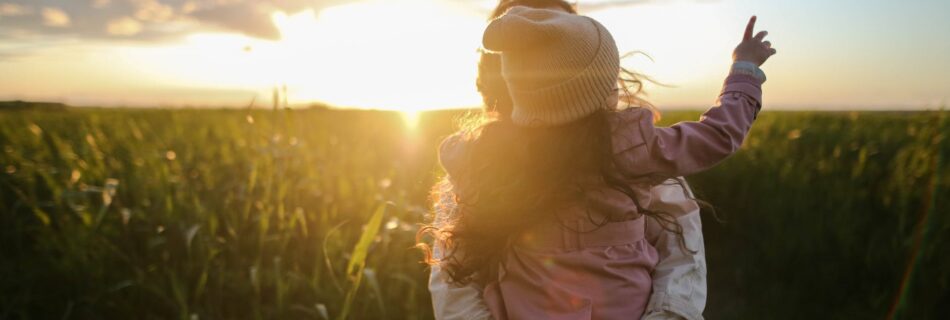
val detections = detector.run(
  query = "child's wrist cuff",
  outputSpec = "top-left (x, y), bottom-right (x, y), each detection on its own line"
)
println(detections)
top-left (730, 61), bottom-right (766, 83)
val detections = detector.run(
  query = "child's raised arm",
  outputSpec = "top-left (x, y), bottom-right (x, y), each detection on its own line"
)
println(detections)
top-left (611, 16), bottom-right (776, 180)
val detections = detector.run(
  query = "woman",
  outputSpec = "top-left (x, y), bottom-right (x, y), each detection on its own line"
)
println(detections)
top-left (427, 1), bottom-right (711, 319)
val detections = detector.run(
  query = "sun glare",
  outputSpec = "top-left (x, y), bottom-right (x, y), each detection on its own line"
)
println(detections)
top-left (111, 0), bottom-right (733, 111)
top-left (591, 2), bottom-right (734, 86)
top-left (116, 0), bottom-right (484, 111)
top-left (401, 110), bottom-right (422, 129)
top-left (269, 0), bottom-right (485, 111)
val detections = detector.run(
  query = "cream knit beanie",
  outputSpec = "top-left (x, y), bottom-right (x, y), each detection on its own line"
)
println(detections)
top-left (482, 6), bottom-right (620, 127)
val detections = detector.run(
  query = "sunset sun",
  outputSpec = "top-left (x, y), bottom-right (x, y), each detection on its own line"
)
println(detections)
top-left (267, 1), bottom-right (485, 112)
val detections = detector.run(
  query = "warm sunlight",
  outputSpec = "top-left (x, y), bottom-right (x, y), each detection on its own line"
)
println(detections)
top-left (273, 0), bottom-right (485, 111)
top-left (4, 0), bottom-right (945, 109)
top-left (116, 0), bottom-right (485, 111)
top-left (593, 2), bottom-right (734, 85)
top-left (401, 110), bottom-right (422, 129)
top-left (112, 0), bottom-right (737, 110)
top-left (589, 1), bottom-right (737, 108)
top-left (3, 1), bottom-right (949, 319)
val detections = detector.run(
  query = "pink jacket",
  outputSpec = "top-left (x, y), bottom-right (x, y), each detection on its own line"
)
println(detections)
top-left (609, 74), bottom-right (762, 181)
top-left (432, 67), bottom-right (764, 319)
top-left (429, 178), bottom-right (708, 320)
top-left (440, 72), bottom-right (762, 218)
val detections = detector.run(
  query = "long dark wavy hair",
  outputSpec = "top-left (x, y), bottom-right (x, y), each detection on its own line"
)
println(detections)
top-left (417, 0), bottom-right (688, 286)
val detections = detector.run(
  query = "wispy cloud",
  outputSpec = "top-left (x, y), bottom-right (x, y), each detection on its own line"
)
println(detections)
top-left (461, 0), bottom-right (672, 18)
top-left (92, 0), bottom-right (111, 9)
top-left (0, 3), bottom-right (31, 16)
top-left (132, 0), bottom-right (175, 22)
top-left (579, 0), bottom-right (653, 11)
top-left (0, 0), bottom-right (348, 41)
top-left (106, 17), bottom-right (143, 36)
top-left (41, 7), bottom-right (71, 27)
top-left (1, 0), bottom-right (667, 42)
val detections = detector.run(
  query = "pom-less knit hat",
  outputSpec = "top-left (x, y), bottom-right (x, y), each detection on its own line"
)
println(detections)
top-left (482, 6), bottom-right (620, 127)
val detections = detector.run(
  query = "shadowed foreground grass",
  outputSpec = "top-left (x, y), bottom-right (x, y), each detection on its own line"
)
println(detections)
top-left (1, 108), bottom-right (947, 319)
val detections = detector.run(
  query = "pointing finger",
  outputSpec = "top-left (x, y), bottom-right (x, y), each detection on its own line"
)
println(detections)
top-left (744, 16), bottom-right (756, 41)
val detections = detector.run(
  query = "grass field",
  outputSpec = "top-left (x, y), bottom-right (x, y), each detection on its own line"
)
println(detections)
top-left (1, 107), bottom-right (948, 319)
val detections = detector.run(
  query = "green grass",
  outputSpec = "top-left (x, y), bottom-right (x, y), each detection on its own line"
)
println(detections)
top-left (0, 108), bottom-right (947, 319)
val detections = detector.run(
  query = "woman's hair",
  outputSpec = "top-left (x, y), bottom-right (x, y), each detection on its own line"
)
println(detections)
top-left (417, 0), bottom-right (687, 286)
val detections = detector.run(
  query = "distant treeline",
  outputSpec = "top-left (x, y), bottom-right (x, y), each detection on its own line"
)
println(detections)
top-left (0, 101), bottom-right (69, 110)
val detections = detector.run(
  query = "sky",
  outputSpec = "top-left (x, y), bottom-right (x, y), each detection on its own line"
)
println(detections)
top-left (0, 0), bottom-right (947, 111)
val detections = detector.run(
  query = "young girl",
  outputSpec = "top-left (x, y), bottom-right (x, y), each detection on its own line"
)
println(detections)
top-left (423, 5), bottom-right (774, 319)
top-left (429, 2), bottom-right (713, 319)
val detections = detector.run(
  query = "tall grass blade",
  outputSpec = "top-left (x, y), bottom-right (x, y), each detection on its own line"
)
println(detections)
top-left (335, 203), bottom-right (386, 320)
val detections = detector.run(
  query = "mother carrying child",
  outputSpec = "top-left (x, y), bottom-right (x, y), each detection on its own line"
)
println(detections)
top-left (420, 1), bottom-right (775, 319)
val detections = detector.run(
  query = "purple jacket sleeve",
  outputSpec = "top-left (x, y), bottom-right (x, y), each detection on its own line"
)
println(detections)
top-left (612, 74), bottom-right (763, 179)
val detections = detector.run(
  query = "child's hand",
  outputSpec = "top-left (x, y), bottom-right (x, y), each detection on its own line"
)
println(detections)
top-left (733, 16), bottom-right (776, 66)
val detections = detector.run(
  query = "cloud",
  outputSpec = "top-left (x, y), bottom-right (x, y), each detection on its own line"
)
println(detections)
top-left (107, 17), bottom-right (143, 36)
top-left (2, 0), bottom-right (662, 42)
top-left (92, 0), bottom-right (111, 9)
top-left (3, 1), bottom-right (659, 42)
top-left (579, 0), bottom-right (653, 11)
top-left (0, 0), bottom-right (349, 41)
top-left (188, 0), bottom-right (346, 39)
top-left (133, 0), bottom-right (174, 22)
top-left (190, 1), bottom-right (282, 39)
top-left (41, 7), bottom-right (70, 27)
top-left (464, 0), bottom-right (668, 19)
top-left (0, 3), bottom-right (31, 16)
